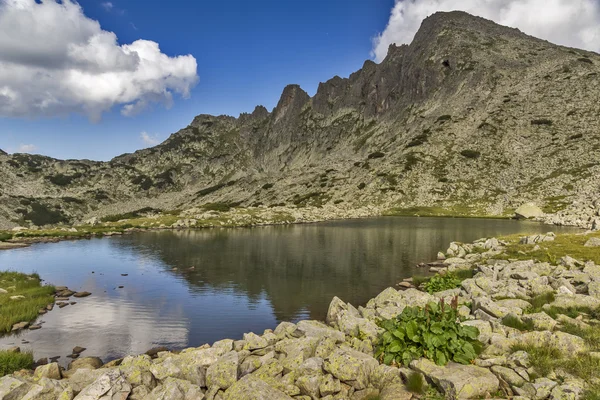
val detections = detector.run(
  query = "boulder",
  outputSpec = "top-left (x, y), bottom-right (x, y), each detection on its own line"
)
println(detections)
top-left (34, 362), bottom-right (62, 380)
top-left (223, 375), bottom-right (294, 400)
top-left (410, 358), bottom-right (499, 399)
top-left (0, 376), bottom-right (32, 399)
top-left (515, 203), bottom-right (544, 219)
top-left (584, 237), bottom-right (600, 247)
top-left (69, 357), bottom-right (104, 372)
top-left (21, 377), bottom-right (74, 400)
top-left (206, 351), bottom-right (239, 390)
top-left (73, 369), bottom-right (131, 400)
top-left (146, 377), bottom-right (204, 400)
top-left (379, 383), bottom-right (413, 400)
top-left (323, 348), bottom-right (378, 390)
top-left (296, 320), bottom-right (345, 343)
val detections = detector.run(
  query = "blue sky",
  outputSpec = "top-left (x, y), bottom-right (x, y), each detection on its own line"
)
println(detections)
top-left (0, 0), bottom-right (394, 160)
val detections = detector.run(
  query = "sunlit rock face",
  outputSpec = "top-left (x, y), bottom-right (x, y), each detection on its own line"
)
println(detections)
top-left (2, 11), bottom-right (600, 229)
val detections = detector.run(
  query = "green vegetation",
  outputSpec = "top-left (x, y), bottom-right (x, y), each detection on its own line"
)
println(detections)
top-left (404, 153), bottom-right (420, 171)
top-left (560, 322), bottom-right (600, 350)
top-left (422, 273), bottom-right (461, 294)
top-left (384, 205), bottom-right (510, 219)
top-left (460, 149), bottom-right (481, 159)
top-left (0, 351), bottom-right (33, 377)
top-left (262, 183), bottom-right (274, 190)
top-left (501, 314), bottom-right (534, 331)
top-left (0, 233), bottom-right (11, 242)
top-left (100, 207), bottom-right (160, 223)
top-left (131, 175), bottom-right (154, 190)
top-left (495, 231), bottom-right (600, 264)
top-left (45, 173), bottom-right (82, 186)
top-left (357, 182), bottom-right (366, 190)
top-left (406, 130), bottom-right (430, 148)
top-left (202, 202), bottom-right (232, 212)
top-left (196, 183), bottom-right (226, 197)
top-left (368, 151), bottom-right (385, 159)
top-left (405, 371), bottom-right (425, 394)
top-left (527, 292), bottom-right (555, 313)
top-left (376, 300), bottom-right (481, 366)
top-left (24, 202), bottom-right (68, 226)
top-left (531, 118), bottom-right (553, 126)
top-left (0, 271), bottom-right (55, 334)
top-left (436, 115), bottom-right (452, 122)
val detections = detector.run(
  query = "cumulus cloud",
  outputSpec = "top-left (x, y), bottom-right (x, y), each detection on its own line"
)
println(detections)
top-left (17, 144), bottom-right (37, 153)
top-left (0, 0), bottom-right (198, 120)
top-left (140, 131), bottom-right (160, 146)
top-left (372, 0), bottom-right (600, 62)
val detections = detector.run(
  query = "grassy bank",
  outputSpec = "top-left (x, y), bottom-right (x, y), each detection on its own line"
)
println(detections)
top-left (383, 206), bottom-right (513, 219)
top-left (0, 351), bottom-right (33, 376)
top-left (0, 271), bottom-right (55, 333)
top-left (497, 230), bottom-right (600, 264)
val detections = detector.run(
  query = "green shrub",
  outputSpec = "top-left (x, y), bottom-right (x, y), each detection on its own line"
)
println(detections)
top-left (422, 273), bottom-right (462, 294)
top-left (202, 202), bottom-right (231, 212)
top-left (531, 119), bottom-right (553, 126)
top-left (406, 132), bottom-right (430, 148)
top-left (501, 314), bottom-right (534, 331)
top-left (375, 300), bottom-right (481, 366)
top-left (0, 351), bottom-right (33, 376)
top-left (368, 151), bottom-right (385, 159)
top-left (404, 153), bottom-right (420, 171)
top-left (527, 292), bottom-right (555, 312)
top-left (460, 150), bottom-right (481, 159)
top-left (100, 207), bottom-right (160, 222)
top-left (358, 182), bottom-right (366, 190)
top-left (578, 57), bottom-right (593, 64)
top-left (0, 233), bottom-right (11, 242)
top-left (569, 133), bottom-right (583, 140)
top-left (24, 203), bottom-right (68, 226)
top-left (437, 115), bottom-right (452, 122)
top-left (262, 183), bottom-right (274, 190)
top-left (196, 183), bottom-right (226, 197)
top-left (131, 175), bottom-right (154, 190)
top-left (46, 173), bottom-right (81, 186)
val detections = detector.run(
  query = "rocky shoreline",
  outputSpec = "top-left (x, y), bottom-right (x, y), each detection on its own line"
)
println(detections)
top-left (1, 229), bottom-right (599, 399)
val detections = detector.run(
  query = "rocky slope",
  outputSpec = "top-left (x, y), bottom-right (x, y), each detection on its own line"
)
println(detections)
top-left (1, 11), bottom-right (600, 229)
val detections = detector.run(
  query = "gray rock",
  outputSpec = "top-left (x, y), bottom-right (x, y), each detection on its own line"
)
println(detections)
top-left (69, 357), bottom-right (104, 372)
top-left (243, 332), bottom-right (268, 350)
top-left (323, 348), bottom-right (378, 390)
top-left (515, 203), bottom-right (544, 219)
top-left (490, 365), bottom-right (526, 388)
top-left (73, 369), bottom-right (131, 400)
top-left (34, 362), bottom-right (62, 380)
top-left (296, 320), bottom-right (345, 343)
top-left (521, 312), bottom-right (557, 331)
top-left (146, 377), bottom-right (204, 400)
top-left (206, 351), bottom-right (239, 390)
top-left (584, 237), bottom-right (600, 247)
top-left (379, 383), bottom-right (413, 400)
top-left (223, 375), bottom-right (293, 400)
top-left (0, 376), bottom-right (32, 400)
top-left (410, 358), bottom-right (499, 399)
top-left (21, 377), bottom-right (74, 400)
top-left (319, 374), bottom-right (341, 397)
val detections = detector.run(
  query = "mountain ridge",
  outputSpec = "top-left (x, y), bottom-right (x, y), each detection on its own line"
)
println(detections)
top-left (1, 11), bottom-right (599, 230)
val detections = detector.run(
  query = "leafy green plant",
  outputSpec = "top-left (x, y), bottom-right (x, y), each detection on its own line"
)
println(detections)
top-left (375, 299), bottom-right (481, 366)
top-left (422, 273), bottom-right (462, 294)
top-left (501, 314), bottom-right (534, 331)
top-left (0, 233), bottom-right (11, 242)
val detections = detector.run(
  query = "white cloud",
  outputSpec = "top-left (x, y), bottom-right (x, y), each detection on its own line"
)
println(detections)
top-left (372, 0), bottom-right (600, 62)
top-left (0, 0), bottom-right (198, 121)
top-left (140, 131), bottom-right (160, 146)
top-left (101, 2), bottom-right (113, 11)
top-left (17, 144), bottom-right (37, 153)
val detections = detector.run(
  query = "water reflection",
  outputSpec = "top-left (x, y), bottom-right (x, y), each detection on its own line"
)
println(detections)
top-left (0, 217), bottom-right (579, 364)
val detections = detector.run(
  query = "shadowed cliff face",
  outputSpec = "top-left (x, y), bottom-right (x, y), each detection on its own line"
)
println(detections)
top-left (1, 11), bottom-right (600, 228)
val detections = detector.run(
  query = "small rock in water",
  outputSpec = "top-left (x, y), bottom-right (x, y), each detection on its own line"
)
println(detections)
top-left (72, 346), bottom-right (86, 354)
top-left (21, 340), bottom-right (29, 344)
top-left (55, 286), bottom-right (68, 291)
top-left (55, 297), bottom-right (70, 301)
top-left (38, 309), bottom-right (47, 315)
top-left (49, 356), bottom-right (60, 362)
top-left (35, 358), bottom-right (48, 366)
top-left (11, 322), bottom-right (29, 331)
top-left (146, 346), bottom-right (169, 358)
top-left (7, 346), bottom-right (20, 353)
top-left (29, 324), bottom-right (42, 330)
top-left (117, 285), bottom-right (124, 289)
top-left (91, 271), bottom-right (95, 273)
top-left (57, 302), bottom-right (69, 308)
top-left (70, 302), bottom-right (77, 305)
top-left (66, 353), bottom-right (79, 359)
top-left (121, 274), bottom-right (128, 276)
top-left (73, 291), bottom-right (91, 298)
top-left (397, 282), bottom-right (412, 288)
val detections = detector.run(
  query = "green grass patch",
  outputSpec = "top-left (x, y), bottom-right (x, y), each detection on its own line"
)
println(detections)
top-left (202, 202), bottom-right (232, 212)
top-left (511, 343), bottom-right (561, 377)
top-left (501, 314), bottom-right (535, 331)
top-left (384, 206), bottom-right (508, 219)
top-left (0, 351), bottom-right (33, 376)
top-left (405, 371), bottom-right (425, 394)
top-left (0, 271), bottom-right (55, 333)
top-left (496, 231), bottom-right (600, 265)
top-left (527, 292), bottom-right (556, 313)
top-left (559, 322), bottom-right (600, 350)
top-left (0, 233), bottom-right (12, 242)
top-left (100, 207), bottom-right (160, 223)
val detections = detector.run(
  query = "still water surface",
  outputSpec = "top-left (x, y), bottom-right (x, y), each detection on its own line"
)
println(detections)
top-left (0, 217), bottom-right (578, 364)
